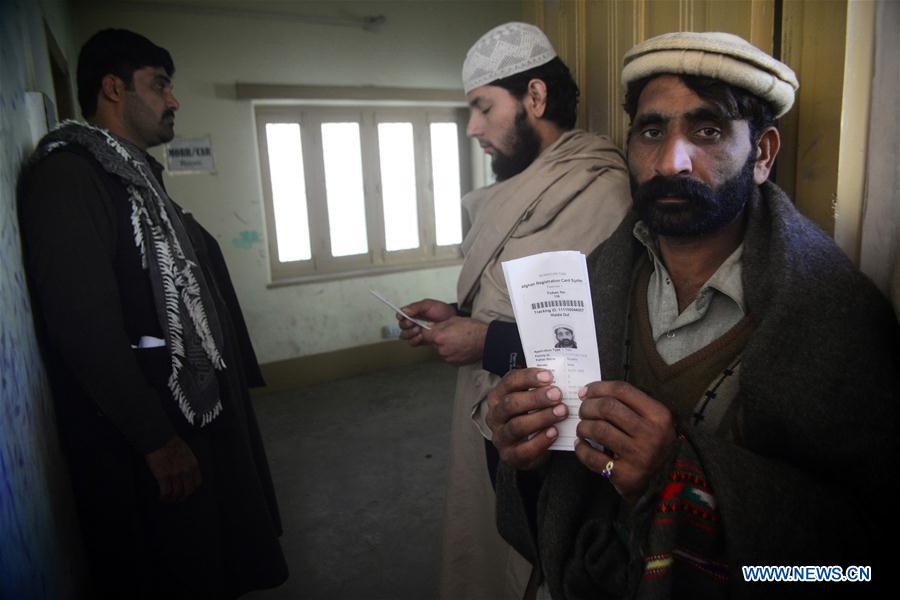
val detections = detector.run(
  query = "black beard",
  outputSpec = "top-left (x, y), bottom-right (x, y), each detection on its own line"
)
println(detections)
top-left (491, 106), bottom-right (542, 181)
top-left (629, 154), bottom-right (756, 237)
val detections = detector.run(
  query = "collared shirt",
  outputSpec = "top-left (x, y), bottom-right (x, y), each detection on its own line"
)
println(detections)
top-left (633, 221), bottom-right (746, 365)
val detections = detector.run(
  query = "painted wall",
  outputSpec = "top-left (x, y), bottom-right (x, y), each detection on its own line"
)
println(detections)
top-left (71, 0), bottom-right (521, 364)
top-left (859, 0), bottom-right (899, 309)
top-left (0, 0), bottom-right (85, 597)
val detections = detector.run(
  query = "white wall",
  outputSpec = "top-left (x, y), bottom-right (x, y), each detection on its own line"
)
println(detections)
top-left (72, 0), bottom-right (521, 363)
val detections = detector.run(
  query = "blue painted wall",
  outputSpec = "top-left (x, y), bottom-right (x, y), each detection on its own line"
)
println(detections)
top-left (0, 0), bottom-right (84, 597)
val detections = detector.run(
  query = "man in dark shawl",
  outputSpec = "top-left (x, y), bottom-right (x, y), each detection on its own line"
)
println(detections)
top-left (18, 29), bottom-right (287, 599)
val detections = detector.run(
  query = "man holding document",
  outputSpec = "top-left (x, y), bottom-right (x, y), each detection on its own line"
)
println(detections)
top-left (398, 22), bottom-right (631, 600)
top-left (487, 32), bottom-right (896, 598)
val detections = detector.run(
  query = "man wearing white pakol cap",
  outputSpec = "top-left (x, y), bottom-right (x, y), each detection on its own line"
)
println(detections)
top-left (397, 21), bottom-right (631, 600)
top-left (485, 31), bottom-right (896, 598)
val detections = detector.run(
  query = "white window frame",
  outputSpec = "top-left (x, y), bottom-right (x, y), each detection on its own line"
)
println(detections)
top-left (255, 103), bottom-right (472, 284)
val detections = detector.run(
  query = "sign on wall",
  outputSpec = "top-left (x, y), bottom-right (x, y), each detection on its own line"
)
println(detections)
top-left (165, 136), bottom-right (216, 174)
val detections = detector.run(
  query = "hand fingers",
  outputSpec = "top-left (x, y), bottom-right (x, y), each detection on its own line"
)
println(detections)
top-left (576, 414), bottom-right (633, 457)
top-left (496, 368), bottom-right (554, 397)
top-left (399, 323), bottom-right (424, 346)
top-left (576, 385), bottom-right (677, 504)
top-left (400, 300), bottom-right (430, 318)
top-left (490, 385), bottom-right (562, 429)
top-left (499, 424), bottom-right (559, 468)
top-left (157, 474), bottom-right (174, 503)
top-left (494, 404), bottom-right (567, 447)
top-left (397, 316), bottom-right (417, 328)
top-left (580, 380), bottom-right (657, 418)
top-left (167, 459), bottom-right (202, 502)
top-left (182, 465), bottom-right (202, 500)
top-left (578, 395), bottom-right (641, 438)
top-left (485, 369), bottom-right (555, 437)
top-left (574, 439), bottom-right (618, 478)
top-left (399, 307), bottom-right (419, 319)
top-left (421, 322), bottom-right (455, 354)
top-left (398, 323), bottom-right (420, 338)
top-left (420, 327), bottom-right (437, 345)
top-left (168, 474), bottom-right (185, 503)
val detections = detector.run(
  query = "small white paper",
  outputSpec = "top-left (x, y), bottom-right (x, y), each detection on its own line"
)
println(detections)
top-left (369, 289), bottom-right (432, 330)
top-left (131, 335), bottom-right (166, 349)
top-left (502, 251), bottom-right (602, 451)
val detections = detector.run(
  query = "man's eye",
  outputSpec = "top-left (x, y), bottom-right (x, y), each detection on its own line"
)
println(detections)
top-left (481, 106), bottom-right (491, 116)
top-left (697, 127), bottom-right (721, 138)
top-left (641, 128), bottom-right (662, 139)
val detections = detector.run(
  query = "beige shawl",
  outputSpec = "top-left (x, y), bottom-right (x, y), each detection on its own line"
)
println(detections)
top-left (439, 129), bottom-right (631, 600)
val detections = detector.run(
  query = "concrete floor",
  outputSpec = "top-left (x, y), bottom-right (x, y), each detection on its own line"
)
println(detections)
top-left (244, 360), bottom-right (457, 600)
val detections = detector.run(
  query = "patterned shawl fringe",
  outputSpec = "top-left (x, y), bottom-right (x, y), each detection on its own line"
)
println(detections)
top-left (37, 120), bottom-right (226, 427)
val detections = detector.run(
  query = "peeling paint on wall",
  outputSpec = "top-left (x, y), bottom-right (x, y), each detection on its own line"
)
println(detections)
top-left (232, 229), bottom-right (262, 250)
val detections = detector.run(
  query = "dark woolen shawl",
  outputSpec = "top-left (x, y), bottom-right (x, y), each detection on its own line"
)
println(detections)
top-left (496, 182), bottom-right (898, 599)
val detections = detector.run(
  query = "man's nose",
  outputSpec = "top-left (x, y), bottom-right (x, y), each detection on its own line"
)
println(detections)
top-left (167, 92), bottom-right (180, 112)
top-left (466, 113), bottom-right (482, 139)
top-left (655, 136), bottom-right (693, 176)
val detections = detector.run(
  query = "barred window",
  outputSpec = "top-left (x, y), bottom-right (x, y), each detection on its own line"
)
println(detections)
top-left (256, 103), bottom-right (476, 284)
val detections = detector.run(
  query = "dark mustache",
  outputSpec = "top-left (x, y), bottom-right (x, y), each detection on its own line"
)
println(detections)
top-left (633, 175), bottom-right (715, 206)
top-left (163, 111), bottom-right (175, 119)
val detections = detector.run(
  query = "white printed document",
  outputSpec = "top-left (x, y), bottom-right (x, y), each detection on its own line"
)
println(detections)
top-left (502, 251), bottom-right (602, 451)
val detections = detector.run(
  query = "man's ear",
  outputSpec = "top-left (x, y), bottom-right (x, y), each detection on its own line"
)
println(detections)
top-left (526, 79), bottom-right (549, 119)
top-left (753, 126), bottom-right (780, 184)
top-left (99, 74), bottom-right (127, 105)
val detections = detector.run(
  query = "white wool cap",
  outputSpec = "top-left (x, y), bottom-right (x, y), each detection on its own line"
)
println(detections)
top-left (462, 22), bottom-right (557, 94)
top-left (622, 31), bottom-right (799, 118)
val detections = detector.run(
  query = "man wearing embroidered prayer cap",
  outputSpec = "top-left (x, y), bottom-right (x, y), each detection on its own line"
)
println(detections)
top-left (18, 29), bottom-right (287, 598)
top-left (485, 31), bottom-right (896, 598)
top-left (397, 20), bottom-right (632, 600)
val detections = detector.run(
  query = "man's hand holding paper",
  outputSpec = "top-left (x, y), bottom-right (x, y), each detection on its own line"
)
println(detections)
top-left (501, 251), bottom-right (603, 451)
top-left (418, 317), bottom-right (489, 366)
top-left (397, 298), bottom-right (488, 366)
top-left (485, 368), bottom-right (568, 471)
top-left (396, 298), bottom-right (451, 345)
top-left (398, 298), bottom-right (454, 326)
top-left (575, 381), bottom-right (676, 503)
